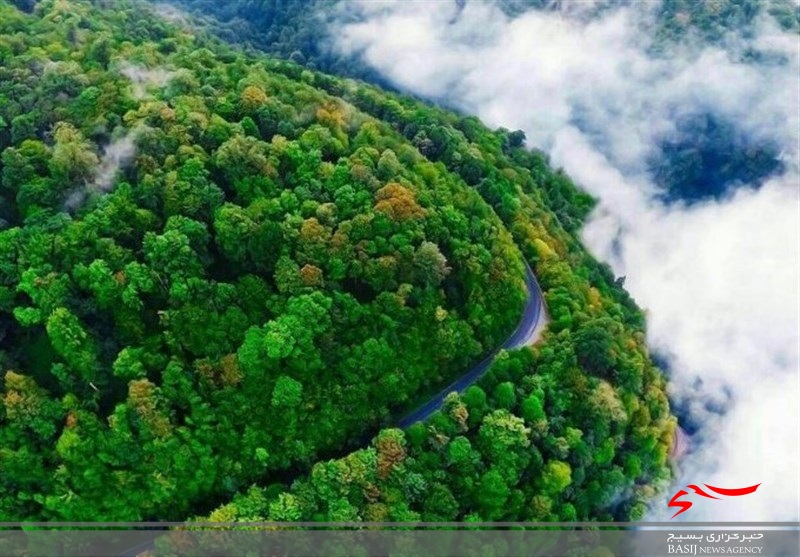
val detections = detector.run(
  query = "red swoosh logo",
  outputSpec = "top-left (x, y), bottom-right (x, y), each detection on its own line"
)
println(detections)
top-left (668, 483), bottom-right (761, 519)
top-left (704, 483), bottom-right (761, 497)
top-left (687, 485), bottom-right (719, 499)
top-left (669, 489), bottom-right (693, 519)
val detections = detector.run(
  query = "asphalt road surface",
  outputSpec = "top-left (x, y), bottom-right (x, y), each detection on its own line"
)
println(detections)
top-left (118, 261), bottom-right (546, 555)
top-left (398, 260), bottom-right (547, 429)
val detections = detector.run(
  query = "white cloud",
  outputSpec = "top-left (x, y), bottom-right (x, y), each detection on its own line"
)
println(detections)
top-left (119, 63), bottom-right (174, 101)
top-left (66, 127), bottom-right (143, 212)
top-left (92, 130), bottom-right (140, 193)
top-left (151, 2), bottom-right (191, 26)
top-left (64, 60), bottom-right (175, 210)
top-left (331, 0), bottom-right (800, 521)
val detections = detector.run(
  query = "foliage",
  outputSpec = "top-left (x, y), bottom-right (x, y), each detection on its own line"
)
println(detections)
top-left (202, 340), bottom-right (673, 522)
top-left (649, 112), bottom-right (784, 204)
top-left (145, 0), bottom-right (388, 83)
top-left (0, 0), bottom-right (673, 523)
top-left (148, 0), bottom-right (800, 88)
top-left (0, 0), bottom-right (529, 520)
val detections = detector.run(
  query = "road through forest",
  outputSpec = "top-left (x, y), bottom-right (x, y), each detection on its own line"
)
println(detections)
top-left (398, 260), bottom-right (548, 428)
top-left (395, 259), bottom-right (690, 465)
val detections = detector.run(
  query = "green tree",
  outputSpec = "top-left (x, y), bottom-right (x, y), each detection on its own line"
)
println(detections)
top-left (574, 319), bottom-right (619, 377)
top-left (476, 469), bottom-right (509, 519)
top-left (49, 122), bottom-right (99, 183)
top-left (271, 375), bottom-right (303, 408)
top-left (46, 307), bottom-right (98, 383)
top-left (541, 460), bottom-right (572, 497)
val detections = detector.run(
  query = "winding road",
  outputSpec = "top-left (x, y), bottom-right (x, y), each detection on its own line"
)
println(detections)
top-left (395, 261), bottom-right (690, 464)
top-left (398, 260), bottom-right (547, 428)
top-left (119, 259), bottom-right (686, 557)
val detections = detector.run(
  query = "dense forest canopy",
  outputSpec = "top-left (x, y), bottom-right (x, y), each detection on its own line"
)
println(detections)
top-left (1, 0), bottom-right (672, 522)
top-left (154, 0), bottom-right (797, 205)
top-left (649, 112), bottom-right (784, 204)
top-left (149, 0), bottom-right (800, 78)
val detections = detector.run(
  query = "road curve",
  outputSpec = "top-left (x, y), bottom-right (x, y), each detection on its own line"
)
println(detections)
top-left (397, 260), bottom-right (547, 429)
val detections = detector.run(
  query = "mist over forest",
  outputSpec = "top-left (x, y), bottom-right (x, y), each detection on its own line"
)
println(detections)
top-left (0, 0), bottom-right (797, 527)
top-left (324, 0), bottom-right (800, 521)
top-left (149, 0), bottom-right (800, 521)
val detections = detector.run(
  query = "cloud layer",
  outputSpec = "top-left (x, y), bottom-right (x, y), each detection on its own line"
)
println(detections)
top-left (331, 0), bottom-right (800, 520)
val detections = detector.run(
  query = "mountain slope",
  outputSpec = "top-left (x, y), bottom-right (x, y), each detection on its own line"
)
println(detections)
top-left (148, 0), bottom-right (799, 81)
top-left (0, 0), bottom-right (672, 522)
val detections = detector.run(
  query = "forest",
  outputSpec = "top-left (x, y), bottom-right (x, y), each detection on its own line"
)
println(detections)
top-left (1, 0), bottom-right (673, 522)
top-left (152, 0), bottom-right (799, 82)
top-left (156, 0), bottom-right (796, 207)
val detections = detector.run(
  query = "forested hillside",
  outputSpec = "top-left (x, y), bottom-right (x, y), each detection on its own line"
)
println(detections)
top-left (1, 0), bottom-right (672, 522)
top-left (150, 0), bottom-right (799, 82)
top-left (153, 0), bottom-right (796, 207)
top-left (148, 0), bottom-right (380, 82)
